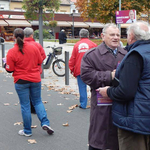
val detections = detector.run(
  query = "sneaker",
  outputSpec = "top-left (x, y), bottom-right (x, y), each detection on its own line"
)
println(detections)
top-left (18, 130), bottom-right (32, 137)
top-left (42, 125), bottom-right (54, 135)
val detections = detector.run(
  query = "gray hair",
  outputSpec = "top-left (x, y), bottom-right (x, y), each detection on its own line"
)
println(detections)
top-left (24, 27), bottom-right (34, 37)
top-left (127, 21), bottom-right (150, 40)
top-left (102, 23), bottom-right (119, 34)
top-left (79, 28), bottom-right (89, 38)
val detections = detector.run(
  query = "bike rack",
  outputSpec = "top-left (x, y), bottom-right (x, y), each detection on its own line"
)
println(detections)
top-left (0, 37), bottom-right (5, 67)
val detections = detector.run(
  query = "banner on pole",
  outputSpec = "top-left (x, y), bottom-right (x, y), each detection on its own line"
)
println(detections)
top-left (116, 10), bottom-right (136, 24)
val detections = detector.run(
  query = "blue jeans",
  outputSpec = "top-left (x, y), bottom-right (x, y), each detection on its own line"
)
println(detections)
top-left (15, 82), bottom-right (50, 134)
top-left (77, 75), bottom-right (87, 108)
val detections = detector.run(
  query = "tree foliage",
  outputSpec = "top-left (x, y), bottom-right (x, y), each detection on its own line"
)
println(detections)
top-left (22, 0), bottom-right (61, 20)
top-left (75, 0), bottom-right (149, 23)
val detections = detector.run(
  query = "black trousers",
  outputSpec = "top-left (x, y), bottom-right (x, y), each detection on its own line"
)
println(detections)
top-left (30, 99), bottom-right (36, 113)
top-left (89, 145), bottom-right (102, 150)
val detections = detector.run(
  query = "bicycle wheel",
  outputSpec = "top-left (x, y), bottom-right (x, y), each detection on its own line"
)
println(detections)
top-left (52, 59), bottom-right (65, 77)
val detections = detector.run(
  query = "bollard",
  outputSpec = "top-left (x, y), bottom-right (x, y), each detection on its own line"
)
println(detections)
top-left (41, 63), bottom-right (44, 78)
top-left (0, 37), bottom-right (5, 67)
top-left (1, 43), bottom-right (5, 66)
top-left (65, 51), bottom-right (69, 85)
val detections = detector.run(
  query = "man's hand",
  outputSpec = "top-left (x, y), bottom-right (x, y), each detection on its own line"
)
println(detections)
top-left (111, 69), bottom-right (116, 80)
top-left (2, 58), bottom-right (6, 64)
top-left (96, 86), bottom-right (110, 98)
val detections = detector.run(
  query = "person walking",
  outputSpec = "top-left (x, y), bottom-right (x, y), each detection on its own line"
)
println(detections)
top-left (4, 28), bottom-right (54, 137)
top-left (80, 24), bottom-right (127, 149)
top-left (58, 29), bottom-right (67, 44)
top-left (24, 27), bottom-right (46, 114)
top-left (99, 21), bottom-right (150, 150)
top-left (69, 28), bottom-right (97, 109)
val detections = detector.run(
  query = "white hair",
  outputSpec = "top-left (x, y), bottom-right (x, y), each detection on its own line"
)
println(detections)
top-left (24, 27), bottom-right (34, 37)
top-left (102, 23), bottom-right (119, 34)
top-left (127, 21), bottom-right (150, 40)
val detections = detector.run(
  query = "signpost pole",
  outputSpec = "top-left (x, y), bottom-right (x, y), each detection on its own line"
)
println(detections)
top-left (118, 0), bottom-right (121, 32)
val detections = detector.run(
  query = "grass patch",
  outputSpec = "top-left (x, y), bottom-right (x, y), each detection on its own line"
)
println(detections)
top-left (43, 38), bottom-right (127, 46)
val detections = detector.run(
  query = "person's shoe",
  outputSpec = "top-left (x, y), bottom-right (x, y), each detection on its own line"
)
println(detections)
top-left (79, 105), bottom-right (86, 109)
top-left (18, 130), bottom-right (32, 137)
top-left (42, 125), bottom-right (54, 135)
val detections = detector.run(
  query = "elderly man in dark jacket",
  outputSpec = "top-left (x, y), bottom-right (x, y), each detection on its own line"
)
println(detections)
top-left (99, 21), bottom-right (150, 150)
top-left (80, 23), bottom-right (127, 150)
top-left (58, 29), bottom-right (67, 44)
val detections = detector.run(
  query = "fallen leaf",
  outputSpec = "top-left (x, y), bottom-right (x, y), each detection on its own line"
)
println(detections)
top-left (67, 110), bottom-right (72, 113)
top-left (86, 105), bottom-right (91, 109)
top-left (42, 101), bottom-right (48, 104)
top-left (28, 139), bottom-right (37, 144)
top-left (14, 103), bottom-right (18, 106)
top-left (47, 94), bottom-right (51, 96)
top-left (4, 103), bottom-right (10, 106)
top-left (63, 122), bottom-right (69, 126)
top-left (57, 103), bottom-right (64, 106)
top-left (7, 92), bottom-right (13, 94)
top-left (68, 104), bottom-right (78, 110)
top-left (14, 122), bottom-right (23, 125)
top-left (31, 125), bottom-right (37, 128)
top-left (3, 79), bottom-right (7, 81)
top-left (41, 87), bottom-right (44, 90)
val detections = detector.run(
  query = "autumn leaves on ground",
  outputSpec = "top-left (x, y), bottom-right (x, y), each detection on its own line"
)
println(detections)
top-left (2, 69), bottom-right (90, 145)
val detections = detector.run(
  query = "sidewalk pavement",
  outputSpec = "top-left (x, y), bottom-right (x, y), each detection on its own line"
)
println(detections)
top-left (0, 42), bottom-right (91, 150)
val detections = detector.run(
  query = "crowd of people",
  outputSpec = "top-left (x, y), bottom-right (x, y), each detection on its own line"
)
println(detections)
top-left (3, 20), bottom-right (150, 150)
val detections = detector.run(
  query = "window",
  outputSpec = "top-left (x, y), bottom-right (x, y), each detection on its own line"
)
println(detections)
top-left (0, 4), bottom-right (4, 10)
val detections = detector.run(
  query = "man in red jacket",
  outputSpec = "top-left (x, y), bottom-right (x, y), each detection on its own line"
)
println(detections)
top-left (24, 27), bottom-right (46, 113)
top-left (69, 29), bottom-right (97, 109)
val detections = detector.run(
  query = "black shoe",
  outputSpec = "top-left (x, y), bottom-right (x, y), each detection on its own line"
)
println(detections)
top-left (79, 105), bottom-right (86, 109)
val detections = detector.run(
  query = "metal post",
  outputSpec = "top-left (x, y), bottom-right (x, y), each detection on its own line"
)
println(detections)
top-left (39, 7), bottom-right (44, 78)
top-left (65, 51), bottom-right (69, 85)
top-left (1, 43), bottom-right (5, 66)
top-left (72, 14), bottom-right (74, 38)
top-left (118, 0), bottom-right (121, 31)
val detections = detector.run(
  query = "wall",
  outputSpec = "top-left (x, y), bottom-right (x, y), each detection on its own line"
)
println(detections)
top-left (0, 1), bottom-right (9, 10)
top-left (10, 2), bottom-right (23, 11)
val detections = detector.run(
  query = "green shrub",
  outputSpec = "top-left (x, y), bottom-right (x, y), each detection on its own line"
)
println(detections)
top-left (34, 29), bottom-right (54, 39)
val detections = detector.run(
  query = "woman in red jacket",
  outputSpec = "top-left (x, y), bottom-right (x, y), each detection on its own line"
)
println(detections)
top-left (5, 28), bottom-right (54, 137)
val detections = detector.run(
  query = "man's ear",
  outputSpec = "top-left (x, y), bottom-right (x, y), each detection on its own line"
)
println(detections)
top-left (30, 34), bottom-right (33, 38)
top-left (130, 33), bottom-right (136, 44)
top-left (101, 33), bottom-right (104, 41)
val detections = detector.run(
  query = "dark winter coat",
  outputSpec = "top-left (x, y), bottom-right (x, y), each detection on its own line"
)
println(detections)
top-left (113, 40), bottom-right (150, 135)
top-left (81, 42), bottom-right (126, 149)
top-left (58, 31), bottom-right (67, 44)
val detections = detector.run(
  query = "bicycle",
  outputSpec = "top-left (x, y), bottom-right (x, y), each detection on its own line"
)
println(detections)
top-left (43, 46), bottom-right (65, 77)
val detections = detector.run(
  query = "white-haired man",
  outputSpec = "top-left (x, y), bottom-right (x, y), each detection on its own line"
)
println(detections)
top-left (58, 29), bottom-right (67, 44)
top-left (99, 21), bottom-right (150, 150)
top-left (81, 24), bottom-right (127, 150)
top-left (126, 10), bottom-right (136, 23)
top-left (24, 27), bottom-right (46, 114)
top-left (69, 28), bottom-right (97, 109)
